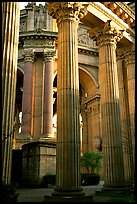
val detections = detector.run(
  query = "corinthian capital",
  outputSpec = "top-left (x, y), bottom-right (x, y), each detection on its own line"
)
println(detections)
top-left (48, 2), bottom-right (89, 24)
top-left (89, 20), bottom-right (123, 48)
top-left (24, 49), bottom-right (35, 63)
top-left (124, 45), bottom-right (135, 65)
top-left (43, 50), bottom-right (56, 63)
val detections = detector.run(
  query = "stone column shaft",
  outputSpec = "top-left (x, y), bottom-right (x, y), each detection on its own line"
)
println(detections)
top-left (21, 50), bottom-right (34, 135)
top-left (117, 55), bottom-right (133, 184)
top-left (2, 2), bottom-right (20, 184)
top-left (48, 2), bottom-right (89, 196)
top-left (43, 50), bottom-right (56, 138)
top-left (89, 20), bottom-right (126, 188)
top-left (124, 47), bottom-right (135, 165)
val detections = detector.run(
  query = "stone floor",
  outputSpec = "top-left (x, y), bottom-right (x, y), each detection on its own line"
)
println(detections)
top-left (16, 181), bottom-right (106, 202)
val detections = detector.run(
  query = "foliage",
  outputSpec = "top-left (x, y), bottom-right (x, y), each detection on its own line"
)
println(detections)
top-left (81, 151), bottom-right (103, 173)
top-left (40, 174), bottom-right (56, 188)
top-left (2, 181), bottom-right (19, 202)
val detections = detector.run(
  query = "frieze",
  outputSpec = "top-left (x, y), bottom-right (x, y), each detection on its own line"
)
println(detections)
top-left (23, 37), bottom-right (54, 49)
top-left (78, 25), bottom-right (97, 49)
top-left (20, 21), bottom-right (27, 32)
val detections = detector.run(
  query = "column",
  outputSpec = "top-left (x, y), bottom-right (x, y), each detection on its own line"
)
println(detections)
top-left (21, 49), bottom-right (34, 137)
top-left (2, 2), bottom-right (20, 184)
top-left (124, 45), bottom-right (135, 174)
top-left (42, 50), bottom-right (56, 139)
top-left (89, 20), bottom-right (127, 189)
top-left (48, 2), bottom-right (89, 196)
top-left (117, 50), bottom-right (134, 185)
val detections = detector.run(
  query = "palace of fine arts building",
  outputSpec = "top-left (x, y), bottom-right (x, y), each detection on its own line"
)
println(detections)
top-left (2, 2), bottom-right (135, 202)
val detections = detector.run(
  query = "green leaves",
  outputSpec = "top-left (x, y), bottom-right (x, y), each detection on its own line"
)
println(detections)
top-left (81, 151), bottom-right (103, 173)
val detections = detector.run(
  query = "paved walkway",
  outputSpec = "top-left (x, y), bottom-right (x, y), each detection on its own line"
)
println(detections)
top-left (16, 181), bottom-right (105, 202)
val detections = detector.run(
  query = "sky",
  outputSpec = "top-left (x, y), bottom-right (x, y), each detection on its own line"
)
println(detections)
top-left (19, 2), bottom-right (45, 10)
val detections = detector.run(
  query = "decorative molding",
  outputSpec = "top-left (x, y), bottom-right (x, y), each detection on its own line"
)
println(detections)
top-left (89, 2), bottom-right (135, 40)
top-left (116, 44), bottom-right (135, 64)
top-left (24, 49), bottom-right (35, 63)
top-left (89, 20), bottom-right (123, 48)
top-left (48, 2), bottom-right (89, 24)
top-left (78, 25), bottom-right (97, 49)
top-left (43, 50), bottom-right (56, 63)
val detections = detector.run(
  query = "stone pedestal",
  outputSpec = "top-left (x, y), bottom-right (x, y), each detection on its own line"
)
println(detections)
top-left (2, 2), bottom-right (20, 184)
top-left (89, 20), bottom-right (128, 190)
top-left (22, 141), bottom-right (56, 186)
top-left (48, 2), bottom-right (89, 197)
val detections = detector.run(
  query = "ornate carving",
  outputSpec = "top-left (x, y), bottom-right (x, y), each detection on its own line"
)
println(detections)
top-left (89, 20), bottom-right (124, 48)
top-left (24, 38), bottom-right (54, 48)
top-left (123, 44), bottom-right (135, 65)
top-left (43, 50), bottom-right (56, 62)
top-left (78, 25), bottom-right (97, 48)
top-left (24, 49), bottom-right (35, 63)
top-left (87, 104), bottom-right (99, 116)
top-left (20, 21), bottom-right (27, 32)
top-left (18, 50), bottom-right (25, 59)
top-left (48, 2), bottom-right (89, 24)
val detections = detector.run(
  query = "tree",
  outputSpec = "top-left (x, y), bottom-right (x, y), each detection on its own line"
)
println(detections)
top-left (81, 151), bottom-right (103, 174)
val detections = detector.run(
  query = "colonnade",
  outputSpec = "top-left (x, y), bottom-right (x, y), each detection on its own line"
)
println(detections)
top-left (21, 49), bottom-right (56, 141)
top-left (2, 2), bottom-right (135, 196)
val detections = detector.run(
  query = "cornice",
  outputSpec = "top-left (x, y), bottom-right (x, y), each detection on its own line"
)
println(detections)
top-left (19, 29), bottom-right (58, 49)
top-left (78, 47), bottom-right (98, 56)
top-left (88, 2), bottom-right (135, 42)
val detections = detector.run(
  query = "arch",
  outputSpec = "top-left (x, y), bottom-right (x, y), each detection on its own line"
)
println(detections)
top-left (79, 66), bottom-right (99, 97)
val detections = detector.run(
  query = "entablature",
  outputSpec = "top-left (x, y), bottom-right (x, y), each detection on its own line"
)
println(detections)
top-left (81, 2), bottom-right (135, 46)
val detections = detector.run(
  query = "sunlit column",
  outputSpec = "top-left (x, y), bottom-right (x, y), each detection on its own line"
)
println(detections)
top-left (48, 2), bottom-right (89, 196)
top-left (117, 49), bottom-right (134, 185)
top-left (89, 20), bottom-right (127, 189)
top-left (2, 2), bottom-right (20, 184)
top-left (124, 45), bottom-right (135, 174)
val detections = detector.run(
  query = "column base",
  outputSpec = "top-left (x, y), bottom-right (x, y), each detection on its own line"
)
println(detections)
top-left (51, 186), bottom-right (85, 197)
top-left (39, 134), bottom-right (55, 141)
top-left (43, 187), bottom-right (94, 202)
top-left (96, 184), bottom-right (131, 195)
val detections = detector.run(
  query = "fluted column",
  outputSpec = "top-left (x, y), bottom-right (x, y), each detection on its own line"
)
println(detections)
top-left (2, 2), bottom-right (20, 184)
top-left (116, 50), bottom-right (134, 185)
top-left (81, 104), bottom-right (88, 154)
top-left (124, 45), bottom-right (135, 168)
top-left (48, 2), bottom-right (89, 196)
top-left (21, 49), bottom-right (35, 137)
top-left (89, 20), bottom-right (126, 189)
top-left (42, 50), bottom-right (56, 139)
